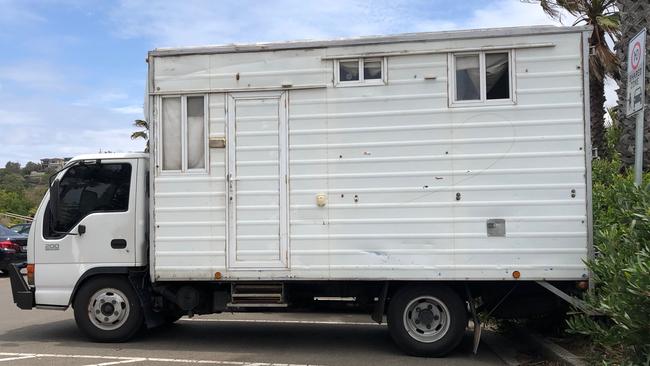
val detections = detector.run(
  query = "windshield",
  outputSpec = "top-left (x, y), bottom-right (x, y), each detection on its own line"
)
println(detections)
top-left (0, 224), bottom-right (20, 237)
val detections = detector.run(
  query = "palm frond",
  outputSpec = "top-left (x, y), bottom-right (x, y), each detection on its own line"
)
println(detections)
top-left (133, 119), bottom-right (149, 130)
top-left (131, 131), bottom-right (148, 141)
top-left (595, 13), bottom-right (621, 35)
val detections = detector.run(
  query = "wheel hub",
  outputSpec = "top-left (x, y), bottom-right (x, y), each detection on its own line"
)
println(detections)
top-left (403, 296), bottom-right (450, 343)
top-left (87, 288), bottom-right (130, 331)
top-left (101, 302), bottom-right (115, 316)
top-left (417, 308), bottom-right (435, 327)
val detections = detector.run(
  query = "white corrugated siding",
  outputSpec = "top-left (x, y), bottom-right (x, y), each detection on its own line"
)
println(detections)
top-left (151, 30), bottom-right (589, 281)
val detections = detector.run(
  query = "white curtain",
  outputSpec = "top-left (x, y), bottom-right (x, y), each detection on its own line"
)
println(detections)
top-left (162, 97), bottom-right (182, 170)
top-left (455, 55), bottom-right (480, 100)
top-left (186, 96), bottom-right (205, 169)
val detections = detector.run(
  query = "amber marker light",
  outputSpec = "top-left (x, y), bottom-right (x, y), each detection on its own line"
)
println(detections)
top-left (27, 264), bottom-right (35, 286)
top-left (214, 272), bottom-right (222, 280)
top-left (512, 270), bottom-right (521, 279)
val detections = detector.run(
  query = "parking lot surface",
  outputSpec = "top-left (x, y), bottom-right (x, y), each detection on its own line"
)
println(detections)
top-left (0, 276), bottom-right (505, 365)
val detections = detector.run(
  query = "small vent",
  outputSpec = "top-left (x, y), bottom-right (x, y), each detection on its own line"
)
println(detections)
top-left (486, 219), bottom-right (506, 237)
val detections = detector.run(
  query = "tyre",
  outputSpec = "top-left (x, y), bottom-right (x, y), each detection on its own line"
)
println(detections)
top-left (387, 285), bottom-right (467, 357)
top-left (73, 276), bottom-right (144, 342)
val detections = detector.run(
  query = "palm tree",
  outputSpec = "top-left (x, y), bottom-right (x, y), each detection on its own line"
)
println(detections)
top-left (536, 0), bottom-right (620, 158)
top-left (615, 0), bottom-right (649, 167)
top-left (131, 119), bottom-right (149, 152)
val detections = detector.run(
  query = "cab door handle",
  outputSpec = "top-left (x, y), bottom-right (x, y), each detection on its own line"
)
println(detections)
top-left (111, 239), bottom-right (127, 249)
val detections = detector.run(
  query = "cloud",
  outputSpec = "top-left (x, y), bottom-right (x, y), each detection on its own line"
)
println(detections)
top-left (0, 109), bottom-right (39, 126)
top-left (412, 0), bottom-right (571, 32)
top-left (466, 0), bottom-right (573, 28)
top-left (0, 96), bottom-right (145, 164)
top-left (0, 62), bottom-right (68, 91)
top-left (109, 0), bottom-right (574, 47)
top-left (111, 105), bottom-right (143, 115)
top-left (109, 0), bottom-right (478, 47)
top-left (0, 0), bottom-right (46, 27)
top-left (72, 91), bottom-right (131, 107)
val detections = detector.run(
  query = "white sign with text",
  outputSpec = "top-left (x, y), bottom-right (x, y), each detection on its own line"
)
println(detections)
top-left (627, 29), bottom-right (646, 116)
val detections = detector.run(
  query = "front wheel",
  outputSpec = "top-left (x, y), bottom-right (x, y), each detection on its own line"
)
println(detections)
top-left (387, 285), bottom-right (467, 357)
top-left (73, 276), bottom-right (143, 342)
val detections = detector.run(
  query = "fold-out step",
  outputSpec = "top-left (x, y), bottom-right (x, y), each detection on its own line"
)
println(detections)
top-left (228, 283), bottom-right (287, 308)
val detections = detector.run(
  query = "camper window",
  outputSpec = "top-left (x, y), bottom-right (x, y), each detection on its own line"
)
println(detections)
top-left (364, 60), bottom-right (382, 80)
top-left (485, 52), bottom-right (510, 100)
top-left (339, 60), bottom-right (359, 81)
top-left (336, 58), bottom-right (385, 86)
top-left (451, 50), bottom-right (513, 105)
top-left (160, 95), bottom-right (208, 173)
top-left (186, 96), bottom-right (206, 170)
top-left (162, 97), bottom-right (182, 170)
top-left (455, 54), bottom-right (480, 101)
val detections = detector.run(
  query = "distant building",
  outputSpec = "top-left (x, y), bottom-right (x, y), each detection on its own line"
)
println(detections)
top-left (40, 157), bottom-right (72, 170)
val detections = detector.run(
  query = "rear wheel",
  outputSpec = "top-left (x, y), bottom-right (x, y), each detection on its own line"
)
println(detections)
top-left (73, 276), bottom-right (143, 342)
top-left (387, 285), bottom-right (467, 357)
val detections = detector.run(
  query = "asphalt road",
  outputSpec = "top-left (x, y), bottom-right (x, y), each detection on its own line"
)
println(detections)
top-left (0, 275), bottom-right (506, 365)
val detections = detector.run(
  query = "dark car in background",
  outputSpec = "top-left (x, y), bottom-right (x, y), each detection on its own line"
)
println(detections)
top-left (0, 224), bottom-right (27, 274)
top-left (9, 223), bottom-right (31, 235)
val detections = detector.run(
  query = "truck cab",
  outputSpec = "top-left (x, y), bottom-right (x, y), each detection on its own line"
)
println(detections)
top-left (11, 153), bottom-right (148, 310)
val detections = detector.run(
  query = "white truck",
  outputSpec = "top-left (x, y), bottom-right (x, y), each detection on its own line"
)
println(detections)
top-left (9, 25), bottom-right (593, 357)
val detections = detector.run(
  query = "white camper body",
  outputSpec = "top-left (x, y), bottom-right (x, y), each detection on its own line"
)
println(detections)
top-left (148, 26), bottom-right (592, 283)
top-left (11, 26), bottom-right (593, 356)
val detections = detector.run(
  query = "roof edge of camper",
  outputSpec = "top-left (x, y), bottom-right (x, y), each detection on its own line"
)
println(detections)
top-left (148, 25), bottom-right (592, 57)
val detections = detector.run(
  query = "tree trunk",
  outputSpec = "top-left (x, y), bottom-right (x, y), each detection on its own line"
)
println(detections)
top-left (590, 67), bottom-right (607, 158)
top-left (616, 0), bottom-right (650, 167)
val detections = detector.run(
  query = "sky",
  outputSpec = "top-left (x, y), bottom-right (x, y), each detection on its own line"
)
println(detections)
top-left (0, 0), bottom-right (617, 165)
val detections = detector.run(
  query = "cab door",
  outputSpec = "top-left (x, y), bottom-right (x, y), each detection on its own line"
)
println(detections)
top-left (34, 160), bottom-right (137, 306)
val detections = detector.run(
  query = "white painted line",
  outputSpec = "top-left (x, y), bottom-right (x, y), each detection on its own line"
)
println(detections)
top-left (84, 359), bottom-right (145, 366)
top-left (0, 355), bottom-right (36, 362)
top-left (0, 352), bottom-right (324, 366)
top-left (179, 318), bottom-right (385, 326)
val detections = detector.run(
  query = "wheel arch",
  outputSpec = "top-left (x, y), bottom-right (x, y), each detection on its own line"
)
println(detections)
top-left (69, 267), bottom-right (132, 307)
top-left (385, 282), bottom-right (469, 307)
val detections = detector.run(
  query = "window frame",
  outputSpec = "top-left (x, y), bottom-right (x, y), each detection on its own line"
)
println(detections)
top-left (157, 94), bottom-right (209, 175)
top-left (448, 50), bottom-right (516, 107)
top-left (43, 162), bottom-right (133, 239)
top-left (334, 57), bottom-right (387, 87)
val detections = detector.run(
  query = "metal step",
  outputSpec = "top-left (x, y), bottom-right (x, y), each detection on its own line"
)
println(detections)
top-left (229, 283), bottom-right (286, 307)
top-left (226, 302), bottom-right (288, 308)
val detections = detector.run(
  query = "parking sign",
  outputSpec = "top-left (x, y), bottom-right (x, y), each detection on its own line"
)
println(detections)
top-left (627, 29), bottom-right (646, 116)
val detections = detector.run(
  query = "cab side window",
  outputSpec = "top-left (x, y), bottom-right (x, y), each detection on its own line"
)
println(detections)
top-left (44, 163), bottom-right (131, 238)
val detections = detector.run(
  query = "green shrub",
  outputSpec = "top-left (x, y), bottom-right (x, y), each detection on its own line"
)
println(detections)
top-left (567, 157), bottom-right (650, 364)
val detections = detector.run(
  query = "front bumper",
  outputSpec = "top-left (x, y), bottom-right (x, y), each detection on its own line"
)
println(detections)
top-left (8, 263), bottom-right (34, 310)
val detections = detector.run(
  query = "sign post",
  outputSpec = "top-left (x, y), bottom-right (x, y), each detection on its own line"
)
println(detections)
top-left (627, 29), bottom-right (647, 186)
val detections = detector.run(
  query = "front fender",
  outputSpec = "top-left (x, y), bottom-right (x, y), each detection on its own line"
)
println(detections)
top-left (34, 264), bottom-right (143, 307)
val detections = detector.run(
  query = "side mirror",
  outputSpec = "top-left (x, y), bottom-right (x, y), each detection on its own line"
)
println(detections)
top-left (49, 179), bottom-right (60, 227)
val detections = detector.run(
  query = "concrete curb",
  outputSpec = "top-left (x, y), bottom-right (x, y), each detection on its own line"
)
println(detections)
top-left (515, 330), bottom-right (586, 366)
